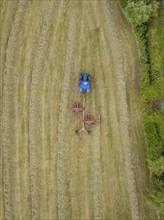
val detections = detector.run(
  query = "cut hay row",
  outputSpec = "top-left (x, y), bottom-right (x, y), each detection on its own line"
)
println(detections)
top-left (49, 0), bottom-right (70, 158)
top-left (0, 2), bottom-right (18, 218)
top-left (99, 42), bottom-right (124, 218)
top-left (2, 1), bottom-right (27, 219)
top-left (89, 3), bottom-right (117, 218)
top-left (49, 0), bottom-right (66, 149)
top-left (92, 125), bottom-right (103, 220)
top-left (40, 1), bottom-right (73, 218)
top-left (40, 1), bottom-right (66, 219)
top-left (66, 2), bottom-right (85, 217)
top-left (13, 4), bottom-right (52, 218)
top-left (28, 2), bottom-right (55, 219)
top-left (103, 1), bottom-right (140, 219)
top-left (56, 8), bottom-right (77, 219)
top-left (86, 4), bottom-right (103, 219)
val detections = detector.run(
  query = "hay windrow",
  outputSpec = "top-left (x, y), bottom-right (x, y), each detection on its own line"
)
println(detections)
top-left (29, 2), bottom-right (55, 219)
top-left (56, 6), bottom-right (77, 220)
top-left (2, 1), bottom-right (27, 219)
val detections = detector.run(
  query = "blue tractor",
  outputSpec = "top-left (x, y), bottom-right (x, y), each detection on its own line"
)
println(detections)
top-left (79, 73), bottom-right (91, 93)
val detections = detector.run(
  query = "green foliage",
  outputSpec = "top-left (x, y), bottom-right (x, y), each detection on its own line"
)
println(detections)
top-left (141, 86), bottom-right (162, 102)
top-left (147, 178), bottom-right (164, 217)
top-left (143, 115), bottom-right (163, 161)
top-left (119, 0), bottom-right (129, 8)
top-left (149, 157), bottom-right (164, 176)
top-left (124, 1), bottom-right (159, 26)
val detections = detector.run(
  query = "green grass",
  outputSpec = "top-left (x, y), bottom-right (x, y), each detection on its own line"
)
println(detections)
top-left (145, 2), bottom-right (164, 147)
top-left (144, 6), bottom-right (164, 216)
top-left (148, 4), bottom-right (164, 98)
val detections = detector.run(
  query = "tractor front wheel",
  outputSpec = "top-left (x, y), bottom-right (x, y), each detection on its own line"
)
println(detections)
top-left (87, 74), bottom-right (91, 81)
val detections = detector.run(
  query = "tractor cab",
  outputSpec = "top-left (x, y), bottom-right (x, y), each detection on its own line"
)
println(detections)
top-left (79, 73), bottom-right (91, 93)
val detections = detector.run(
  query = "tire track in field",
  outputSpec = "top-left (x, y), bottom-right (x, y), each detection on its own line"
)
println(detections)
top-left (56, 5), bottom-right (77, 219)
top-left (94, 2), bottom-right (129, 217)
top-left (89, 2), bottom-right (123, 218)
top-left (14, 4), bottom-right (49, 218)
top-left (40, 1), bottom-right (66, 218)
top-left (67, 1), bottom-right (84, 217)
top-left (0, 2), bottom-right (18, 218)
top-left (98, 42), bottom-right (121, 218)
top-left (76, 3), bottom-right (93, 218)
top-left (100, 28), bottom-right (128, 218)
top-left (13, 6), bottom-right (38, 218)
top-left (29, 2), bottom-right (55, 219)
top-left (91, 124), bottom-right (102, 220)
top-left (2, 1), bottom-right (27, 219)
top-left (102, 1), bottom-right (139, 219)
top-left (85, 4), bottom-right (103, 219)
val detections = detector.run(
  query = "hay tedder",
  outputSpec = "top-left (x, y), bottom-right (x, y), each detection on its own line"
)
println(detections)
top-left (71, 73), bottom-right (100, 134)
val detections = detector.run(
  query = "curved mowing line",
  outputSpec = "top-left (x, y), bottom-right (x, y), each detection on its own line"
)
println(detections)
top-left (2, 1), bottom-right (27, 219)
top-left (89, 2), bottom-right (122, 218)
top-left (102, 1), bottom-right (140, 219)
top-left (95, 4), bottom-right (128, 218)
top-left (56, 9), bottom-right (77, 220)
top-left (28, 2), bottom-right (55, 219)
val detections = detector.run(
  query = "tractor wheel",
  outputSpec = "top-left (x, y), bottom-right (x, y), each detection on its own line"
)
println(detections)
top-left (79, 74), bottom-right (83, 80)
top-left (75, 130), bottom-right (79, 135)
top-left (87, 74), bottom-right (91, 81)
top-left (88, 130), bottom-right (91, 134)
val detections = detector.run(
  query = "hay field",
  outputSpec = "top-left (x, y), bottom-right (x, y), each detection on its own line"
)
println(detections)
top-left (0, 0), bottom-right (158, 219)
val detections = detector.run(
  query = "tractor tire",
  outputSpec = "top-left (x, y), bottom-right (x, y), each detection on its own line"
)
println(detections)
top-left (88, 130), bottom-right (91, 134)
top-left (87, 74), bottom-right (91, 81)
top-left (79, 74), bottom-right (83, 80)
top-left (75, 129), bottom-right (79, 135)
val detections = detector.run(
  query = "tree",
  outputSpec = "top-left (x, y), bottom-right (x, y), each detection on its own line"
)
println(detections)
top-left (125, 0), bottom-right (159, 26)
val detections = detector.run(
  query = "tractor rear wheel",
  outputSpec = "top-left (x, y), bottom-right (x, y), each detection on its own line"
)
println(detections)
top-left (79, 74), bottom-right (83, 80)
top-left (88, 130), bottom-right (91, 134)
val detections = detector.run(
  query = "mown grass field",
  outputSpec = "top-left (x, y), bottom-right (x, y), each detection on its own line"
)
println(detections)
top-left (0, 0), bottom-right (158, 219)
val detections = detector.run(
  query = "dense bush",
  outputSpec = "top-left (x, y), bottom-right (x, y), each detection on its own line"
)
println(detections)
top-left (148, 177), bottom-right (164, 215)
top-left (144, 115), bottom-right (163, 161)
top-left (124, 1), bottom-right (158, 27)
